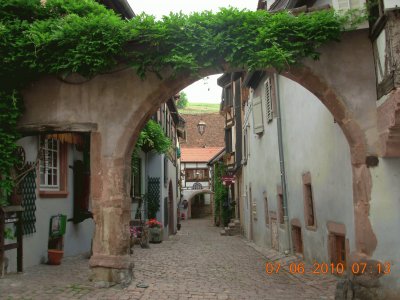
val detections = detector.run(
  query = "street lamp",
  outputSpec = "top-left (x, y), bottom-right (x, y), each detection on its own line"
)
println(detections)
top-left (197, 119), bottom-right (206, 136)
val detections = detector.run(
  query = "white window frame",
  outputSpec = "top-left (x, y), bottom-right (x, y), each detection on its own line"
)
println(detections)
top-left (39, 138), bottom-right (60, 191)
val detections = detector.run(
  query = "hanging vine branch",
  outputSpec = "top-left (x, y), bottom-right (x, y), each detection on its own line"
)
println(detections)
top-left (0, 0), bottom-right (364, 204)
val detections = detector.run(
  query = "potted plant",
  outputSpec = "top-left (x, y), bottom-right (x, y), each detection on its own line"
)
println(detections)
top-left (147, 219), bottom-right (163, 243)
top-left (47, 249), bottom-right (64, 265)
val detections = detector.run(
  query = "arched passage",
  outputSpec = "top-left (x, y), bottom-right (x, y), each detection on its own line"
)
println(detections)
top-left (18, 29), bottom-right (378, 284)
top-left (182, 189), bottom-right (214, 219)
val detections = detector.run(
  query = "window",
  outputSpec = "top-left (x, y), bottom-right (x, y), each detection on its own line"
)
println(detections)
top-left (242, 126), bottom-right (248, 164)
top-left (303, 172), bottom-right (316, 229)
top-left (185, 169), bottom-right (209, 181)
top-left (225, 127), bottom-right (233, 153)
top-left (39, 137), bottom-right (68, 197)
top-left (40, 138), bottom-right (59, 190)
top-left (278, 192), bottom-right (284, 225)
top-left (264, 193), bottom-right (269, 226)
top-left (133, 158), bottom-right (142, 197)
top-left (252, 96), bottom-right (264, 134)
top-left (164, 156), bottom-right (168, 186)
top-left (223, 84), bottom-right (233, 108)
top-left (264, 78), bottom-right (273, 123)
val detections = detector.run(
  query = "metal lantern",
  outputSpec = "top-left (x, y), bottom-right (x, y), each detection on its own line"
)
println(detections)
top-left (197, 120), bottom-right (207, 136)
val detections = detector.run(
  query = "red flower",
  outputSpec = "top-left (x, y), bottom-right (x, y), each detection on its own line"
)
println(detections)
top-left (146, 218), bottom-right (162, 228)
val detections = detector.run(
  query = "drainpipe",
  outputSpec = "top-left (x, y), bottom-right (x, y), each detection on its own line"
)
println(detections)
top-left (274, 73), bottom-right (292, 254)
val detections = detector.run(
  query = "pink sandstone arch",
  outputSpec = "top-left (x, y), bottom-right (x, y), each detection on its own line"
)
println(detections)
top-left (18, 29), bottom-right (379, 283)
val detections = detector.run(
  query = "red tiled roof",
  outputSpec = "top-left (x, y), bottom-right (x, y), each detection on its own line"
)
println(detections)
top-left (181, 147), bottom-right (224, 163)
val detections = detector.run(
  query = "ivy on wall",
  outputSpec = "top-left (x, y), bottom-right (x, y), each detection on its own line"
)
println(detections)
top-left (214, 162), bottom-right (231, 227)
top-left (0, 0), bottom-right (362, 204)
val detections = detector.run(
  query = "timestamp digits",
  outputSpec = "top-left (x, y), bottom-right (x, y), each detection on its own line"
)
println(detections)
top-left (265, 261), bottom-right (391, 275)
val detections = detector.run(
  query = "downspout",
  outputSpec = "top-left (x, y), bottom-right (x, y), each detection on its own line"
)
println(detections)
top-left (274, 73), bottom-right (292, 254)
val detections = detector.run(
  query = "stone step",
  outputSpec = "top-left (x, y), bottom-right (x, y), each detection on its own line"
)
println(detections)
top-left (234, 219), bottom-right (240, 225)
top-left (229, 231), bottom-right (240, 236)
top-left (228, 222), bottom-right (236, 228)
top-left (220, 230), bottom-right (228, 236)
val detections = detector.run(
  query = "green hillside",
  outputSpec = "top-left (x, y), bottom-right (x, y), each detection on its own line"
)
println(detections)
top-left (179, 103), bottom-right (220, 114)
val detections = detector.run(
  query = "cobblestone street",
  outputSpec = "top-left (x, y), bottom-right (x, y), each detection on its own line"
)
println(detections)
top-left (0, 218), bottom-right (338, 299)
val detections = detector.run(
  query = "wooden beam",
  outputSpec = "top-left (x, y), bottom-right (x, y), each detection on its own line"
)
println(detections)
top-left (17, 122), bottom-right (98, 134)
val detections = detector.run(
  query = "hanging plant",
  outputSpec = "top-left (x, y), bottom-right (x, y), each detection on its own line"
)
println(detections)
top-left (131, 120), bottom-right (172, 174)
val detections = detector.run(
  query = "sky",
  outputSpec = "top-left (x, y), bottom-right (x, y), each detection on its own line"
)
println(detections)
top-left (127, 0), bottom-right (257, 103)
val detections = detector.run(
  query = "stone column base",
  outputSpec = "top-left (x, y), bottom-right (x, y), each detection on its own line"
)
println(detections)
top-left (89, 254), bottom-right (134, 287)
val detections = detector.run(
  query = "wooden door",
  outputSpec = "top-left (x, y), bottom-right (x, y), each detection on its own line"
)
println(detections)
top-left (168, 181), bottom-right (174, 235)
top-left (335, 235), bottom-right (346, 267)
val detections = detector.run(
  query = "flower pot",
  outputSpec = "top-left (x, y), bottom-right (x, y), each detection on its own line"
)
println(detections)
top-left (177, 223), bottom-right (181, 231)
top-left (47, 249), bottom-right (64, 265)
top-left (149, 227), bottom-right (163, 243)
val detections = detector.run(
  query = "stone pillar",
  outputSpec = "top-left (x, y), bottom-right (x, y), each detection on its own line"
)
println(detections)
top-left (88, 132), bottom-right (133, 286)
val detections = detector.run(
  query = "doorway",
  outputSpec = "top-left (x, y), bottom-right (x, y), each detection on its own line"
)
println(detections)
top-left (168, 181), bottom-right (174, 235)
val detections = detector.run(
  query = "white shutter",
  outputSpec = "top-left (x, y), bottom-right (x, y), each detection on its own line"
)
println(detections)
top-left (252, 96), bottom-right (264, 134)
top-left (264, 78), bottom-right (273, 123)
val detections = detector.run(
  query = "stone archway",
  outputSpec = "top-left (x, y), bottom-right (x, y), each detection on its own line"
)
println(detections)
top-left (18, 29), bottom-right (379, 284)
top-left (182, 189), bottom-right (214, 219)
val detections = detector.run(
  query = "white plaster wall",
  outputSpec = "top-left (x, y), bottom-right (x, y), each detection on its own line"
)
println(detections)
top-left (146, 152), bottom-right (177, 239)
top-left (242, 75), bottom-right (354, 263)
top-left (167, 158), bottom-right (178, 235)
top-left (279, 76), bottom-right (355, 263)
top-left (370, 158), bottom-right (400, 293)
top-left (242, 87), bottom-right (282, 249)
top-left (7, 136), bottom-right (94, 272)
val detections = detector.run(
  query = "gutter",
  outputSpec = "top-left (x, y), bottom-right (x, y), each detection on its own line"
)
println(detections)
top-left (274, 73), bottom-right (292, 254)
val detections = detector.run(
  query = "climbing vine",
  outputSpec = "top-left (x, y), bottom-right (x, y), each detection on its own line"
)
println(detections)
top-left (214, 162), bottom-right (231, 227)
top-left (0, 0), bottom-right (362, 204)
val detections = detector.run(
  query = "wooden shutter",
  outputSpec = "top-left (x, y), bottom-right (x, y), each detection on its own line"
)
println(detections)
top-left (252, 96), bottom-right (264, 134)
top-left (264, 78), bottom-right (273, 123)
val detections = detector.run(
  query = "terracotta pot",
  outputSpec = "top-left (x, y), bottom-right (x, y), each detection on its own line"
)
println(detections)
top-left (47, 249), bottom-right (64, 265)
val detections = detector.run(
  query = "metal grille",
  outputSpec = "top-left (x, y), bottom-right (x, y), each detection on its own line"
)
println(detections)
top-left (147, 177), bottom-right (160, 219)
top-left (20, 164), bottom-right (37, 235)
top-left (192, 182), bottom-right (203, 190)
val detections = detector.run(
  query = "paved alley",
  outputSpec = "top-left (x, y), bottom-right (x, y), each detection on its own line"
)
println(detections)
top-left (0, 219), bottom-right (338, 299)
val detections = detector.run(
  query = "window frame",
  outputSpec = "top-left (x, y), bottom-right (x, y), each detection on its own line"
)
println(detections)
top-left (38, 137), bottom-right (68, 198)
top-left (39, 138), bottom-right (60, 190)
top-left (302, 172), bottom-right (317, 230)
top-left (264, 191), bottom-right (269, 227)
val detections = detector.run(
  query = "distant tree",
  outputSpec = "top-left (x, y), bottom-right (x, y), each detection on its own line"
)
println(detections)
top-left (177, 92), bottom-right (188, 109)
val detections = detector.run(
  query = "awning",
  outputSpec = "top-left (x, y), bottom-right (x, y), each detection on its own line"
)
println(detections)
top-left (45, 133), bottom-right (85, 146)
